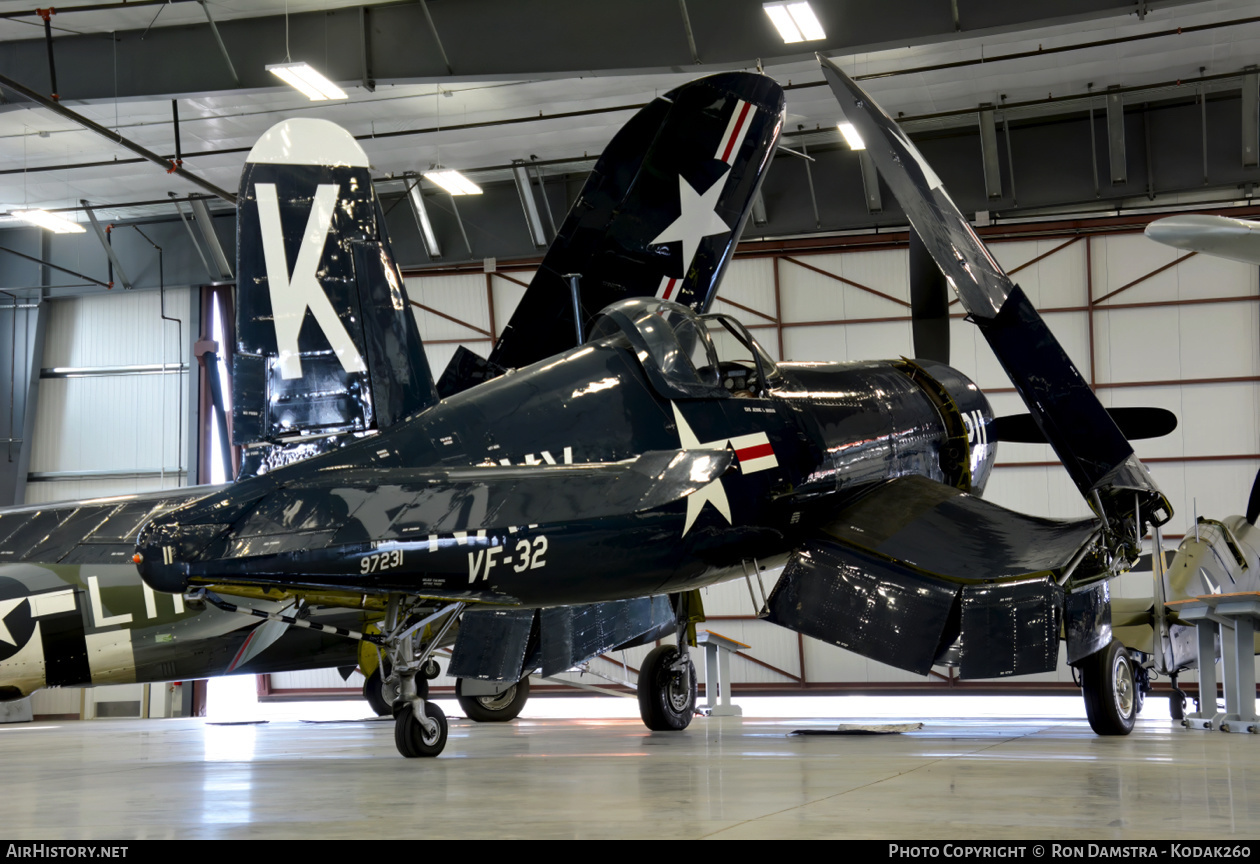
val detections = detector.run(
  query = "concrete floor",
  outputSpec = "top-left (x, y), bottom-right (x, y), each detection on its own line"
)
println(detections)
top-left (2, 708), bottom-right (1259, 840)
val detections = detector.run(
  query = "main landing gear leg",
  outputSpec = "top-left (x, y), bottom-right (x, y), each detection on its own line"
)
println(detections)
top-left (381, 598), bottom-right (465, 758)
top-left (638, 619), bottom-right (698, 731)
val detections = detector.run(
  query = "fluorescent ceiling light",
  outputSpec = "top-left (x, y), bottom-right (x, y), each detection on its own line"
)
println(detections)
top-left (423, 169), bottom-right (483, 196)
top-left (267, 62), bottom-right (348, 101)
top-left (837, 122), bottom-right (865, 150)
top-left (407, 178), bottom-right (441, 258)
top-left (13, 209), bottom-right (85, 233)
top-left (763, 2), bottom-right (825, 43)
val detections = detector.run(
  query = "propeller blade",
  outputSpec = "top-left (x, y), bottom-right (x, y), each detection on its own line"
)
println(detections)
top-left (1247, 467), bottom-right (1260, 526)
top-left (994, 407), bottom-right (1177, 444)
top-left (818, 54), bottom-right (1171, 534)
top-left (909, 228), bottom-right (950, 363)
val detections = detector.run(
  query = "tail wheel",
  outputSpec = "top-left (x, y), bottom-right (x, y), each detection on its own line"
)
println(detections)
top-left (394, 701), bottom-right (448, 758)
top-left (456, 677), bottom-right (530, 722)
top-left (638, 644), bottom-right (697, 731)
top-left (1080, 639), bottom-right (1137, 736)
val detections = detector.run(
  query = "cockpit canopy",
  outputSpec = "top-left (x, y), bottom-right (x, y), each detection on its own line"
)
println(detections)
top-left (588, 298), bottom-right (779, 400)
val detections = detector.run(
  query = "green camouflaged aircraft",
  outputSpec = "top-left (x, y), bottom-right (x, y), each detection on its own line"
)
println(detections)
top-left (0, 487), bottom-right (377, 707)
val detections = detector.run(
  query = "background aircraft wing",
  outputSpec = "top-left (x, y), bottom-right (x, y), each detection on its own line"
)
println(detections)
top-left (1145, 214), bottom-right (1260, 266)
top-left (765, 475), bottom-right (1104, 679)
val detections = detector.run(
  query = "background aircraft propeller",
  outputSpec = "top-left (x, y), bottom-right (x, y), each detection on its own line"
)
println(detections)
top-left (1247, 468), bottom-right (1260, 527)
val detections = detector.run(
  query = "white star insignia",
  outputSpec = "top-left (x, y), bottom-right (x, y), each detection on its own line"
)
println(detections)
top-left (651, 175), bottom-right (731, 279)
top-left (0, 597), bottom-right (24, 647)
top-left (673, 403), bottom-right (732, 536)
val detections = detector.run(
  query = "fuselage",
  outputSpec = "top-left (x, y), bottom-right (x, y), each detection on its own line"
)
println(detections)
top-left (0, 558), bottom-right (360, 700)
top-left (137, 305), bottom-right (996, 610)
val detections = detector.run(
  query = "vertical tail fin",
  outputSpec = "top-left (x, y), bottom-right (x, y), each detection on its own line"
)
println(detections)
top-left (439, 72), bottom-right (784, 395)
top-left (232, 118), bottom-right (438, 477)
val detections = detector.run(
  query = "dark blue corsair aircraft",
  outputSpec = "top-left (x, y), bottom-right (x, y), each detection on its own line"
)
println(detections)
top-left (8, 61), bottom-right (1176, 757)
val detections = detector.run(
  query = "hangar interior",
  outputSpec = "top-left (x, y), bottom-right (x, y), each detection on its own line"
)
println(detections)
top-left (0, 0), bottom-right (1258, 727)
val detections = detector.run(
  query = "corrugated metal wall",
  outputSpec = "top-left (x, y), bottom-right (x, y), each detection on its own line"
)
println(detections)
top-left (25, 289), bottom-right (191, 505)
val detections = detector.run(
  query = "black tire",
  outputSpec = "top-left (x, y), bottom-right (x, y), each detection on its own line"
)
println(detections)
top-left (394, 701), bottom-right (448, 758)
top-left (363, 668), bottom-right (396, 717)
top-left (1170, 691), bottom-right (1187, 721)
top-left (456, 677), bottom-right (530, 722)
top-left (1080, 640), bottom-right (1137, 736)
top-left (638, 644), bottom-right (697, 731)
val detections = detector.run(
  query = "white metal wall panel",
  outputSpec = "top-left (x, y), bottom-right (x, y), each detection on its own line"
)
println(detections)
top-left (42, 289), bottom-right (189, 369)
top-left (782, 323), bottom-right (849, 363)
top-left (27, 291), bottom-right (190, 503)
top-left (29, 687), bottom-right (79, 718)
top-left (23, 475), bottom-right (180, 506)
top-left (488, 271), bottom-right (532, 337)
top-left (30, 376), bottom-right (188, 474)
top-left (991, 239), bottom-right (1090, 308)
top-left (983, 464), bottom-right (1094, 521)
top-left (779, 251), bottom-right (910, 326)
top-left (404, 274), bottom-right (491, 343)
top-left (712, 258), bottom-right (779, 358)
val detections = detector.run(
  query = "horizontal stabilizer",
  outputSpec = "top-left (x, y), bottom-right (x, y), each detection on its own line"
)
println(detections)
top-left (0, 488), bottom-right (219, 566)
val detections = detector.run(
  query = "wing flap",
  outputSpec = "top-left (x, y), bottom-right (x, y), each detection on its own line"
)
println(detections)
top-left (765, 539), bottom-right (957, 676)
top-left (767, 477), bottom-right (1102, 678)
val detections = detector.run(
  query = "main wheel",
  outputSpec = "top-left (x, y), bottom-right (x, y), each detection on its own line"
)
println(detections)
top-left (456, 677), bottom-right (530, 722)
top-left (638, 644), bottom-right (697, 731)
top-left (1080, 639), bottom-right (1137, 736)
top-left (363, 668), bottom-right (398, 717)
top-left (394, 701), bottom-right (448, 757)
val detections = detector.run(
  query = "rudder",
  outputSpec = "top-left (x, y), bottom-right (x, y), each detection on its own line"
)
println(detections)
top-left (232, 118), bottom-right (438, 476)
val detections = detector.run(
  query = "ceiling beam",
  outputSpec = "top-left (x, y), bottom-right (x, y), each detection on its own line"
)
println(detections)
top-left (0, 0), bottom-right (1216, 103)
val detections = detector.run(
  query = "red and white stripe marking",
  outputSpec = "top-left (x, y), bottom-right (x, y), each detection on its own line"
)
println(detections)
top-left (656, 274), bottom-right (680, 301)
top-left (715, 99), bottom-right (755, 165)
top-left (729, 431), bottom-right (777, 474)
